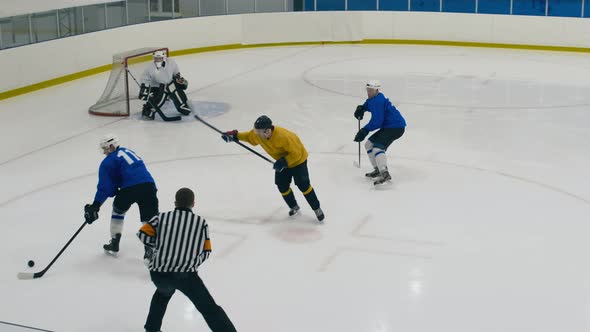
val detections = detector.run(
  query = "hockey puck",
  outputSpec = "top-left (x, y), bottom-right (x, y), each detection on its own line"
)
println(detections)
top-left (27, 260), bottom-right (35, 268)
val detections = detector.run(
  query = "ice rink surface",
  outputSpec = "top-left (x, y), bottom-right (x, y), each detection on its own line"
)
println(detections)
top-left (1, 45), bottom-right (590, 332)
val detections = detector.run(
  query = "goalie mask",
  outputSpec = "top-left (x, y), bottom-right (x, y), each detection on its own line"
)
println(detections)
top-left (153, 50), bottom-right (166, 68)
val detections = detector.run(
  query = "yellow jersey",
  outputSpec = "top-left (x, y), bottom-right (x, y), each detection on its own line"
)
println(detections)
top-left (237, 126), bottom-right (308, 168)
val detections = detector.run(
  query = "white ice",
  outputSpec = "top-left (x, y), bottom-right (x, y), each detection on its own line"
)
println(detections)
top-left (1, 45), bottom-right (590, 332)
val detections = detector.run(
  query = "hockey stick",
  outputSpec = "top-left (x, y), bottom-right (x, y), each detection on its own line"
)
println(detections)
top-left (353, 119), bottom-right (362, 168)
top-left (355, 119), bottom-right (361, 168)
top-left (126, 69), bottom-right (181, 122)
top-left (17, 221), bottom-right (87, 280)
top-left (193, 113), bottom-right (274, 164)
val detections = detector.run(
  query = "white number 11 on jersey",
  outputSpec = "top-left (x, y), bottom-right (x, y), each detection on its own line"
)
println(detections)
top-left (117, 149), bottom-right (142, 165)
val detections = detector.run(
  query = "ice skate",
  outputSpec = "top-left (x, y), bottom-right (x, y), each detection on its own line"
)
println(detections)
top-left (314, 208), bottom-right (325, 223)
top-left (103, 233), bottom-right (121, 256)
top-left (373, 170), bottom-right (392, 185)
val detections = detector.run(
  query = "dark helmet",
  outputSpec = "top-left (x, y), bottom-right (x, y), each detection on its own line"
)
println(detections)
top-left (254, 115), bottom-right (272, 130)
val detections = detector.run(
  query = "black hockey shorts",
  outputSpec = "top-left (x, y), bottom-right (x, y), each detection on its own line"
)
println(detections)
top-left (275, 160), bottom-right (311, 193)
top-left (368, 127), bottom-right (405, 150)
top-left (113, 182), bottom-right (159, 222)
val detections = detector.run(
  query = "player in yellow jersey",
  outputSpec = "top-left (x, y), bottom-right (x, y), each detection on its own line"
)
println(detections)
top-left (221, 115), bottom-right (324, 222)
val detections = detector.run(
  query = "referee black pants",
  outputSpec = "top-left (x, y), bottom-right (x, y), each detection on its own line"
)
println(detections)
top-left (145, 271), bottom-right (236, 332)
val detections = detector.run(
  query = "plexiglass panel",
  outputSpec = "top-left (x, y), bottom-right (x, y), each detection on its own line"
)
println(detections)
top-left (443, 0), bottom-right (476, 13)
top-left (478, 0), bottom-right (511, 14)
top-left (317, 0), bottom-right (345, 11)
top-left (349, 0), bottom-right (377, 10)
top-left (0, 15), bottom-right (30, 49)
top-left (548, 0), bottom-right (582, 17)
top-left (379, 0), bottom-right (410, 11)
top-left (410, 0), bottom-right (440, 11)
top-left (128, 0), bottom-right (149, 24)
top-left (179, 0), bottom-right (199, 17)
top-left (31, 11), bottom-right (58, 43)
top-left (58, 7), bottom-right (84, 37)
top-left (257, 0), bottom-right (287, 12)
top-left (513, 0), bottom-right (547, 16)
top-left (83, 4), bottom-right (107, 33)
top-left (200, 0), bottom-right (227, 16)
top-left (2, 0), bottom-right (590, 50)
top-left (228, 0), bottom-right (255, 14)
top-left (106, 1), bottom-right (126, 28)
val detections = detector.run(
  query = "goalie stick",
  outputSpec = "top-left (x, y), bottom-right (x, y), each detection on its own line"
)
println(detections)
top-left (17, 221), bottom-right (87, 280)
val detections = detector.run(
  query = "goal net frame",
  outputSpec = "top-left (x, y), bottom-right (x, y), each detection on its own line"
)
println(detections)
top-left (88, 47), bottom-right (169, 117)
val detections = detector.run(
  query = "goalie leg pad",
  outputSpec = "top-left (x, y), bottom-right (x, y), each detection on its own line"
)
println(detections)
top-left (142, 84), bottom-right (168, 120)
top-left (149, 83), bottom-right (167, 107)
top-left (167, 81), bottom-right (191, 116)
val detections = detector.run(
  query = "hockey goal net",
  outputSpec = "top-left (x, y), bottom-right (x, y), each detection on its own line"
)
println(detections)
top-left (89, 47), bottom-right (169, 117)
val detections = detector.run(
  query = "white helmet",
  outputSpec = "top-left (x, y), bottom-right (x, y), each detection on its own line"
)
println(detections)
top-left (153, 50), bottom-right (166, 62)
top-left (366, 80), bottom-right (381, 90)
top-left (99, 134), bottom-right (119, 150)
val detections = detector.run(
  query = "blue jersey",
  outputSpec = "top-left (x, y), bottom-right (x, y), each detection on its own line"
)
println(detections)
top-left (93, 147), bottom-right (155, 204)
top-left (362, 92), bottom-right (406, 132)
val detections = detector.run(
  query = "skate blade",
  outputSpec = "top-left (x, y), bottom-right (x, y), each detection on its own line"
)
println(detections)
top-left (373, 179), bottom-right (393, 186)
top-left (104, 250), bottom-right (118, 257)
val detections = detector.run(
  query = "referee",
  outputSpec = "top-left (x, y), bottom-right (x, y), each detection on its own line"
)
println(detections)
top-left (138, 187), bottom-right (236, 332)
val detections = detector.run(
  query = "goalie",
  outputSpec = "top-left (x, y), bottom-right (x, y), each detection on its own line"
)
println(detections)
top-left (139, 50), bottom-right (190, 121)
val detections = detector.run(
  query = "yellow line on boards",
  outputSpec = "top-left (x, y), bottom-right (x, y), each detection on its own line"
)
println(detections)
top-left (2, 39), bottom-right (590, 101)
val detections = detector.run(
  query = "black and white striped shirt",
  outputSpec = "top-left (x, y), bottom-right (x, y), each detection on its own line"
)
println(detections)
top-left (137, 207), bottom-right (211, 272)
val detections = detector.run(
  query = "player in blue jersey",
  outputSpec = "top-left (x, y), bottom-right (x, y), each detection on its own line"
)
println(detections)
top-left (353, 80), bottom-right (406, 185)
top-left (84, 134), bottom-right (159, 263)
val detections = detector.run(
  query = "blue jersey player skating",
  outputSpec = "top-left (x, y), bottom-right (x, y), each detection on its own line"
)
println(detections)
top-left (84, 134), bottom-right (158, 264)
top-left (353, 80), bottom-right (406, 185)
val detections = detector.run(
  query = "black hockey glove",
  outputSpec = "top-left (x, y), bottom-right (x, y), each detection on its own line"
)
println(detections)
top-left (354, 105), bottom-right (365, 120)
top-left (354, 128), bottom-right (369, 142)
top-left (273, 158), bottom-right (288, 172)
top-left (221, 130), bottom-right (238, 142)
top-left (139, 84), bottom-right (149, 100)
top-left (174, 73), bottom-right (188, 90)
top-left (84, 202), bottom-right (100, 224)
top-left (177, 78), bottom-right (188, 90)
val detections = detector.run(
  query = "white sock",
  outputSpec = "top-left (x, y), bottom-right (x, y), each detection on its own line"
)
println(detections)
top-left (110, 212), bottom-right (125, 238)
top-left (374, 148), bottom-right (388, 172)
top-left (365, 140), bottom-right (377, 168)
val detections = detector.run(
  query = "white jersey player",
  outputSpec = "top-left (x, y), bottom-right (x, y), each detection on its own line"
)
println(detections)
top-left (139, 51), bottom-right (190, 121)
